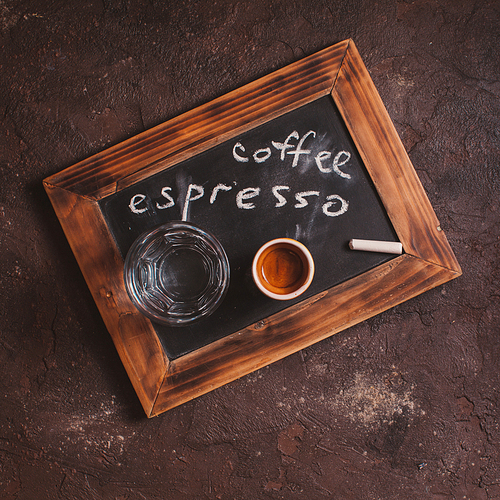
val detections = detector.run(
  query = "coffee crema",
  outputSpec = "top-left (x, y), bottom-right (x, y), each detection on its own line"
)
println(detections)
top-left (254, 242), bottom-right (310, 296)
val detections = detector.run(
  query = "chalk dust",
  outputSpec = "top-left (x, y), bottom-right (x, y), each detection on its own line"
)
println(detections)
top-left (330, 372), bottom-right (419, 427)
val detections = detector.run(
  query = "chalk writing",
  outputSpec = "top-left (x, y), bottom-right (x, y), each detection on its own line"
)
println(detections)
top-left (232, 142), bottom-right (249, 163)
top-left (233, 129), bottom-right (351, 178)
top-left (128, 128), bottom-right (354, 220)
top-left (323, 194), bottom-right (349, 217)
top-left (210, 183), bottom-right (233, 204)
top-left (156, 186), bottom-right (175, 209)
top-left (253, 148), bottom-right (271, 164)
top-left (129, 184), bottom-right (349, 220)
top-left (295, 191), bottom-right (320, 209)
top-left (315, 150), bottom-right (351, 178)
top-left (129, 194), bottom-right (147, 214)
top-left (236, 187), bottom-right (261, 209)
top-left (182, 184), bottom-right (204, 221)
top-left (272, 186), bottom-right (290, 208)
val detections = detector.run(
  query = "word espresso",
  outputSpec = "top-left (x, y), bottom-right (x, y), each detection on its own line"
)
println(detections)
top-left (128, 130), bottom-right (353, 220)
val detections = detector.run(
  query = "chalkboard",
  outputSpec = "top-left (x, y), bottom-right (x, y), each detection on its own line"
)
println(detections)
top-left (44, 40), bottom-right (461, 416)
top-left (100, 96), bottom-right (398, 359)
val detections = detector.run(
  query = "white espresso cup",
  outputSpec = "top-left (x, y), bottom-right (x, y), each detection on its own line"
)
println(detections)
top-left (252, 238), bottom-right (315, 300)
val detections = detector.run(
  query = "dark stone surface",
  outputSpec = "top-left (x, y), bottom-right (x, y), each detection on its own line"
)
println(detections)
top-left (1, 0), bottom-right (499, 498)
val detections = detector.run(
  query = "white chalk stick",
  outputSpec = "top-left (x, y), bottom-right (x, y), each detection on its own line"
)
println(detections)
top-left (349, 239), bottom-right (403, 255)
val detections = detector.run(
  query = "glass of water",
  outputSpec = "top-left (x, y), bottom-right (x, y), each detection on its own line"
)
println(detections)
top-left (124, 222), bottom-right (230, 326)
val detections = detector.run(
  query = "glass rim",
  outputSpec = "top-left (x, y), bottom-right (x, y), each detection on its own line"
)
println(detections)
top-left (123, 221), bottom-right (230, 326)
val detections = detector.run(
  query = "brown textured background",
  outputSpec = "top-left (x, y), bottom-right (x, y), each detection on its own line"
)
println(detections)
top-left (1, 1), bottom-right (499, 499)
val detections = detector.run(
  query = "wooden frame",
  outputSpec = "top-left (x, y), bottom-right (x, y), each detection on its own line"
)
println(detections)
top-left (43, 39), bottom-right (461, 417)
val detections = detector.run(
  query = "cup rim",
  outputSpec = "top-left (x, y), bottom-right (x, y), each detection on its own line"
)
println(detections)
top-left (252, 238), bottom-right (315, 300)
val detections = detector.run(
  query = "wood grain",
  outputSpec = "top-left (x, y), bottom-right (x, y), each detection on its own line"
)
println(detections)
top-left (43, 183), bottom-right (167, 415)
top-left (332, 42), bottom-right (461, 273)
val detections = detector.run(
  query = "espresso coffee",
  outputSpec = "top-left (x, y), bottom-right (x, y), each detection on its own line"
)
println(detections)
top-left (253, 240), bottom-right (313, 298)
